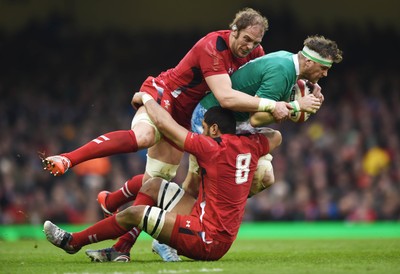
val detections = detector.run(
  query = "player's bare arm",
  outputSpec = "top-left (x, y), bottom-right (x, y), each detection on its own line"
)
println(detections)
top-left (258, 128), bottom-right (282, 152)
top-left (205, 74), bottom-right (259, 111)
top-left (249, 111), bottom-right (275, 127)
top-left (205, 74), bottom-right (292, 121)
top-left (249, 93), bottom-right (321, 125)
top-left (133, 92), bottom-right (188, 149)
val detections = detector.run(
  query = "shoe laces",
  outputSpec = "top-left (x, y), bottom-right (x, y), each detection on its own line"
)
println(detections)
top-left (53, 227), bottom-right (67, 244)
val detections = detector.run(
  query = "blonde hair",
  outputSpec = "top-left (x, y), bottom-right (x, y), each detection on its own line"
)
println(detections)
top-left (229, 7), bottom-right (269, 33)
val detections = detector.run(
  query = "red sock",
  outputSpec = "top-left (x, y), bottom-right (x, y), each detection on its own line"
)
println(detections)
top-left (70, 215), bottom-right (128, 249)
top-left (106, 174), bottom-right (144, 212)
top-left (113, 227), bottom-right (141, 253)
top-left (133, 192), bottom-right (156, 206)
top-left (63, 130), bottom-right (138, 166)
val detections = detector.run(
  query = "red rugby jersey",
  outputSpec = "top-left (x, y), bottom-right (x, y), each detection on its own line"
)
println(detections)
top-left (156, 30), bottom-right (264, 128)
top-left (184, 132), bottom-right (269, 243)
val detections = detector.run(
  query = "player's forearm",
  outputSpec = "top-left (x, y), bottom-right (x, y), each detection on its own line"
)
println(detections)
top-left (142, 97), bottom-right (167, 128)
top-left (141, 95), bottom-right (185, 148)
top-left (206, 74), bottom-right (276, 112)
top-left (249, 111), bottom-right (275, 127)
top-left (217, 89), bottom-right (267, 111)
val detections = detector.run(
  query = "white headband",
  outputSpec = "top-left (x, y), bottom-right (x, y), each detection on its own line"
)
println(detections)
top-left (301, 46), bottom-right (333, 67)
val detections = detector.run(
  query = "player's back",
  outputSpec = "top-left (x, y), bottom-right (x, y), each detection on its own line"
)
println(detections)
top-left (231, 50), bottom-right (295, 96)
top-left (185, 133), bottom-right (269, 242)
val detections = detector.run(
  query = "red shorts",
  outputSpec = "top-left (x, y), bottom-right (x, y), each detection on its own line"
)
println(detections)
top-left (139, 76), bottom-right (192, 130)
top-left (168, 210), bottom-right (233, 261)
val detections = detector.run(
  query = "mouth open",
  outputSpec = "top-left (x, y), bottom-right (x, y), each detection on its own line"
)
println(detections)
top-left (239, 49), bottom-right (250, 56)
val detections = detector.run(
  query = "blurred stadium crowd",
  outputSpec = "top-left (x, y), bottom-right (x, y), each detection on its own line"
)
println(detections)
top-left (1, 13), bottom-right (399, 225)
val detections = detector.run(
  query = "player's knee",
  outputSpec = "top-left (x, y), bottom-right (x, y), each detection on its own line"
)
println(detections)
top-left (156, 180), bottom-right (184, 211)
top-left (131, 113), bottom-right (162, 147)
top-left (117, 206), bottom-right (144, 227)
top-left (140, 177), bottom-right (163, 199)
top-left (132, 127), bottom-right (157, 148)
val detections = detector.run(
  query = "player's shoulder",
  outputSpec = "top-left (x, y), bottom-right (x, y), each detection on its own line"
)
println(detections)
top-left (255, 50), bottom-right (294, 72)
top-left (222, 134), bottom-right (267, 155)
top-left (188, 132), bottom-right (220, 147)
top-left (238, 132), bottom-right (268, 145)
top-left (196, 30), bottom-right (230, 49)
top-left (222, 133), bottom-right (258, 144)
top-left (241, 49), bottom-right (290, 67)
top-left (265, 50), bottom-right (293, 63)
top-left (203, 30), bottom-right (230, 39)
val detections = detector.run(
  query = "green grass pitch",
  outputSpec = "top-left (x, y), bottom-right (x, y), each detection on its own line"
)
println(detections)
top-left (1, 222), bottom-right (399, 274)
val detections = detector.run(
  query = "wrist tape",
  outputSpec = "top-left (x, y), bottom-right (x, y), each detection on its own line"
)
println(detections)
top-left (142, 93), bottom-right (154, 104)
top-left (258, 98), bottom-right (276, 112)
top-left (289, 100), bottom-right (300, 113)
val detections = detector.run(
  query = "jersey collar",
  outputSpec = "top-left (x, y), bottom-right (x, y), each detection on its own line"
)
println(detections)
top-left (292, 54), bottom-right (300, 77)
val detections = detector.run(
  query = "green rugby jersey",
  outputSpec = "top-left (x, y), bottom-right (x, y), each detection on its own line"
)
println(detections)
top-left (200, 51), bottom-right (298, 122)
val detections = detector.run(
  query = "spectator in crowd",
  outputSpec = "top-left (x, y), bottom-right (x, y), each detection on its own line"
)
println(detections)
top-left (1, 14), bottom-right (399, 227)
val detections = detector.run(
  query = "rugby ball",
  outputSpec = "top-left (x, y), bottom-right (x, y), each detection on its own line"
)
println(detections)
top-left (289, 79), bottom-right (312, 123)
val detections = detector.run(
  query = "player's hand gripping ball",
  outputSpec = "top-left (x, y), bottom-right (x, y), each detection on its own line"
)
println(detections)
top-left (289, 79), bottom-right (313, 123)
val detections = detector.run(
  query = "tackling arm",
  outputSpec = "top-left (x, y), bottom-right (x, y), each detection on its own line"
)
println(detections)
top-left (205, 74), bottom-right (292, 121)
top-left (136, 92), bottom-right (188, 149)
top-left (206, 74), bottom-right (265, 111)
top-left (249, 111), bottom-right (275, 127)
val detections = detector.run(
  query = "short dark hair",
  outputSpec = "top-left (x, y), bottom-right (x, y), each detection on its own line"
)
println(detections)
top-left (204, 106), bottom-right (236, 134)
top-left (304, 35), bottom-right (343, 63)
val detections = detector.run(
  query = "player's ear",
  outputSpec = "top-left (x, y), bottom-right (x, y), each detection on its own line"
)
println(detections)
top-left (231, 24), bottom-right (239, 38)
top-left (210, 124), bottom-right (219, 136)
